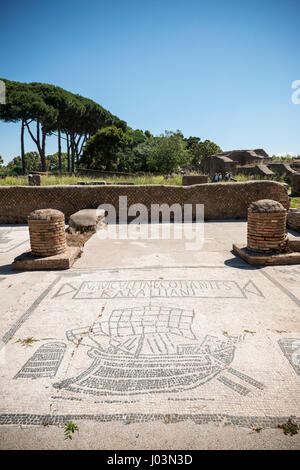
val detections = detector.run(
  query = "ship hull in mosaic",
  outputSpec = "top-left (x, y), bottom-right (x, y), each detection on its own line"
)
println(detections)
top-left (53, 305), bottom-right (248, 396)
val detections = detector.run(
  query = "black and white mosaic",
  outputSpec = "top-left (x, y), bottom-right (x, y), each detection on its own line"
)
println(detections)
top-left (1, 267), bottom-right (299, 429)
top-left (53, 279), bottom-right (264, 300)
top-left (0, 412), bottom-right (299, 429)
top-left (14, 342), bottom-right (66, 379)
top-left (278, 338), bottom-right (300, 375)
top-left (53, 305), bottom-right (264, 396)
top-left (0, 230), bottom-right (28, 253)
top-left (277, 267), bottom-right (300, 279)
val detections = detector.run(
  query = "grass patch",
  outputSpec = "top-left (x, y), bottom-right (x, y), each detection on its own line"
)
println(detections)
top-left (15, 337), bottom-right (39, 347)
top-left (290, 197), bottom-right (300, 208)
top-left (290, 196), bottom-right (300, 208)
top-left (277, 419), bottom-right (299, 436)
top-left (0, 174), bottom-right (183, 186)
top-left (0, 173), bottom-right (286, 186)
top-left (64, 422), bottom-right (79, 440)
top-left (0, 175), bottom-right (28, 186)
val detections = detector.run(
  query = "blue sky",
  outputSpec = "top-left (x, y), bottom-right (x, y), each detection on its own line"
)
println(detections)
top-left (0, 0), bottom-right (299, 163)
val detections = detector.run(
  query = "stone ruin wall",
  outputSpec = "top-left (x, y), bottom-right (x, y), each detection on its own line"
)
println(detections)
top-left (0, 181), bottom-right (290, 224)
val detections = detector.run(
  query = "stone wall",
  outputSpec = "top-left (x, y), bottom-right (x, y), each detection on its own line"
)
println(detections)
top-left (237, 165), bottom-right (275, 178)
top-left (0, 181), bottom-right (289, 223)
top-left (291, 174), bottom-right (300, 194)
top-left (268, 163), bottom-right (299, 180)
top-left (182, 175), bottom-right (208, 185)
top-left (287, 208), bottom-right (300, 232)
top-left (201, 155), bottom-right (237, 176)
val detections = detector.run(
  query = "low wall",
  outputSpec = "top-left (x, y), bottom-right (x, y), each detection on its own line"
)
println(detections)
top-left (268, 163), bottom-right (299, 178)
top-left (0, 181), bottom-right (289, 223)
top-left (291, 174), bottom-right (300, 194)
top-left (237, 165), bottom-right (275, 177)
top-left (287, 208), bottom-right (300, 233)
top-left (182, 175), bottom-right (208, 185)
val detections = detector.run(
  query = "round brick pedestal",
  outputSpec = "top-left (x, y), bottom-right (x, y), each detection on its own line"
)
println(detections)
top-left (28, 209), bottom-right (66, 257)
top-left (247, 199), bottom-right (287, 253)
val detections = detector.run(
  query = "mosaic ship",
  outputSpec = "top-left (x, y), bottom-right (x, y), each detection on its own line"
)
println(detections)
top-left (54, 306), bottom-right (237, 396)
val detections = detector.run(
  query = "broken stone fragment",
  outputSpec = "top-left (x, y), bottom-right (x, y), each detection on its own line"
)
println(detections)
top-left (68, 208), bottom-right (106, 233)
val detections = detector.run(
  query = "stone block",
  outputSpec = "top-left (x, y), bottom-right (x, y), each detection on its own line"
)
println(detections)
top-left (77, 181), bottom-right (107, 185)
top-left (28, 174), bottom-right (42, 186)
top-left (12, 246), bottom-right (81, 270)
top-left (182, 175), bottom-right (208, 185)
top-left (68, 208), bottom-right (106, 233)
top-left (287, 208), bottom-right (300, 232)
top-left (232, 243), bottom-right (300, 266)
top-left (291, 174), bottom-right (300, 194)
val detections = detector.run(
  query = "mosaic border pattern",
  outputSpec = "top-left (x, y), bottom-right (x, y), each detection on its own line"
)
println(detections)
top-left (0, 233), bottom-right (29, 254)
top-left (0, 413), bottom-right (299, 428)
top-left (1, 276), bottom-right (61, 344)
top-left (278, 338), bottom-right (300, 375)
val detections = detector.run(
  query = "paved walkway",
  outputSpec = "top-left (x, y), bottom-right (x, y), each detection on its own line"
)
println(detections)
top-left (0, 222), bottom-right (299, 449)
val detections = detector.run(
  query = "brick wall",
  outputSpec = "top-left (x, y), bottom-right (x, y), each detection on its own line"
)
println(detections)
top-left (247, 211), bottom-right (287, 253)
top-left (0, 181), bottom-right (290, 223)
top-left (28, 211), bottom-right (66, 256)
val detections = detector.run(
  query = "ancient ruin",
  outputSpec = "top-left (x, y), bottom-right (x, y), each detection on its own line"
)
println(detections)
top-left (291, 174), bottom-right (300, 193)
top-left (12, 208), bottom-right (81, 270)
top-left (28, 174), bottom-right (42, 186)
top-left (201, 148), bottom-right (271, 175)
top-left (201, 149), bottom-right (300, 182)
top-left (247, 200), bottom-right (287, 253)
top-left (182, 174), bottom-right (208, 185)
top-left (28, 209), bottom-right (67, 257)
top-left (288, 208), bottom-right (300, 232)
top-left (0, 180), bottom-right (290, 223)
top-left (233, 199), bottom-right (300, 265)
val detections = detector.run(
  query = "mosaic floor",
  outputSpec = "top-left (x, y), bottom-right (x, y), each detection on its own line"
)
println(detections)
top-left (0, 225), bottom-right (29, 254)
top-left (0, 264), bottom-right (299, 429)
top-left (0, 222), bottom-right (299, 449)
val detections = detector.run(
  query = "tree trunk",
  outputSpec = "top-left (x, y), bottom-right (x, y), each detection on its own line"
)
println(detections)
top-left (58, 127), bottom-right (62, 174)
top-left (71, 134), bottom-right (75, 174)
top-left (41, 127), bottom-right (46, 172)
top-left (66, 133), bottom-right (70, 173)
top-left (77, 134), bottom-right (86, 161)
top-left (21, 120), bottom-right (26, 174)
top-left (24, 119), bottom-right (46, 171)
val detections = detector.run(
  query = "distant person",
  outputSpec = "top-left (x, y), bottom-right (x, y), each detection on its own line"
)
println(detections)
top-left (218, 172), bottom-right (222, 181)
top-left (225, 171), bottom-right (229, 181)
top-left (213, 173), bottom-right (219, 182)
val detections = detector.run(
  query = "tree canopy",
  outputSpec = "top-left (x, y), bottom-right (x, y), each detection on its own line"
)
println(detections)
top-left (0, 79), bottom-right (222, 176)
top-left (184, 137), bottom-right (222, 164)
top-left (80, 126), bottom-right (133, 171)
top-left (0, 79), bottom-right (126, 173)
top-left (141, 131), bottom-right (190, 173)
